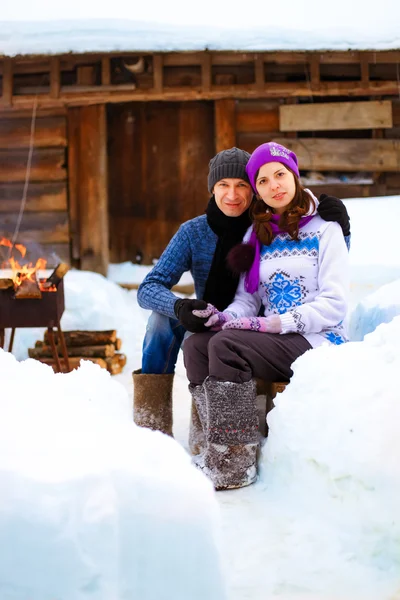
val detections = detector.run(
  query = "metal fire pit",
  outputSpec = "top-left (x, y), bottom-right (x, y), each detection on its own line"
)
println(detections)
top-left (0, 279), bottom-right (70, 372)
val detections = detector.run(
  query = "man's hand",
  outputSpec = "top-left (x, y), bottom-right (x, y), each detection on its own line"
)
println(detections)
top-left (318, 194), bottom-right (350, 237)
top-left (222, 315), bottom-right (282, 333)
top-left (174, 299), bottom-right (210, 333)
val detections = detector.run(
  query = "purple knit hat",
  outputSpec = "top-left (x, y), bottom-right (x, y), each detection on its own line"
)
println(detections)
top-left (246, 142), bottom-right (300, 193)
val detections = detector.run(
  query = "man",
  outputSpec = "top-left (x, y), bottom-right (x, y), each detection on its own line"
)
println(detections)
top-left (135, 147), bottom-right (350, 437)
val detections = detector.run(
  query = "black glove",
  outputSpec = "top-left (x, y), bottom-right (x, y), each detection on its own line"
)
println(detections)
top-left (318, 194), bottom-right (350, 237)
top-left (174, 298), bottom-right (209, 333)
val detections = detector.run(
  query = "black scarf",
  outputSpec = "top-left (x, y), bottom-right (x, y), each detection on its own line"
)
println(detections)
top-left (203, 196), bottom-right (251, 311)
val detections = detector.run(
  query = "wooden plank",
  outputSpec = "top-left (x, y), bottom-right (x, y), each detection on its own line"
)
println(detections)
top-left (309, 54), bottom-right (320, 89)
top-left (153, 54), bottom-right (163, 93)
top-left (236, 108), bottom-right (279, 133)
top-left (101, 57), bottom-right (111, 86)
top-left (2, 79), bottom-right (400, 112)
top-left (201, 53), bottom-right (211, 92)
top-left (0, 115), bottom-right (67, 148)
top-left (0, 148), bottom-right (66, 182)
top-left (77, 104), bottom-right (109, 275)
top-left (360, 54), bottom-right (369, 87)
top-left (214, 98), bottom-right (236, 153)
top-left (0, 211), bottom-right (69, 243)
top-left (0, 182), bottom-right (67, 212)
top-left (67, 107), bottom-right (81, 262)
top-left (0, 107), bottom-right (66, 118)
top-left (50, 57), bottom-right (60, 99)
top-left (279, 100), bottom-right (393, 132)
top-left (1, 58), bottom-right (13, 107)
top-left (178, 102), bottom-right (214, 222)
top-left (77, 66), bottom-right (96, 86)
top-left (271, 137), bottom-right (400, 171)
top-left (254, 54), bottom-right (265, 89)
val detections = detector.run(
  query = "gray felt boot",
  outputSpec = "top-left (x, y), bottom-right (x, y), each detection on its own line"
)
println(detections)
top-left (188, 384), bottom-right (207, 456)
top-left (200, 377), bottom-right (259, 491)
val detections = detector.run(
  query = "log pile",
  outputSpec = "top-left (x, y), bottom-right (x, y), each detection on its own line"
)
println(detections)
top-left (28, 330), bottom-right (127, 375)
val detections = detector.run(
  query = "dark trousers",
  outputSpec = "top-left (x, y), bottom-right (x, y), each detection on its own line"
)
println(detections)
top-left (183, 330), bottom-right (312, 385)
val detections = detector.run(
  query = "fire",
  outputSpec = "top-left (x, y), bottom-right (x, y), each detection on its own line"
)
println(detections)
top-left (0, 238), bottom-right (52, 291)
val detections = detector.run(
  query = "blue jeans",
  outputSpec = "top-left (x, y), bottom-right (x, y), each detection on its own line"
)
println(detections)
top-left (142, 312), bottom-right (186, 374)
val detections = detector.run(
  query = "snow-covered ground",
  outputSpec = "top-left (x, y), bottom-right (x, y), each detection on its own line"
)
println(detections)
top-left (2, 194), bottom-right (400, 599)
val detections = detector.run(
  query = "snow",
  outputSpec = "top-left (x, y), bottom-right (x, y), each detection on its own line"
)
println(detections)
top-left (0, 350), bottom-right (226, 600)
top-left (0, 0), bottom-right (399, 55)
top-left (2, 193), bottom-right (400, 599)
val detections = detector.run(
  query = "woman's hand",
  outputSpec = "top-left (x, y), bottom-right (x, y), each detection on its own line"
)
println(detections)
top-left (192, 304), bottom-right (234, 331)
top-left (222, 315), bottom-right (282, 333)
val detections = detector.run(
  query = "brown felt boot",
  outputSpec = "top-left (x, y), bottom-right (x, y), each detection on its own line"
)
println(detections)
top-left (132, 369), bottom-right (173, 436)
top-left (188, 384), bottom-right (207, 456)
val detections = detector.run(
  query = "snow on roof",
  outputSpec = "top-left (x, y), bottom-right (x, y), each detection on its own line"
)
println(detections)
top-left (1, 0), bottom-right (399, 57)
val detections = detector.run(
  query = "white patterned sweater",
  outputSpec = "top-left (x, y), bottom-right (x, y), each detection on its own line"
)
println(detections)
top-left (225, 200), bottom-right (349, 348)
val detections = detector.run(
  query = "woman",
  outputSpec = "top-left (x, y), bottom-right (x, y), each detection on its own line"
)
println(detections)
top-left (183, 142), bottom-right (349, 491)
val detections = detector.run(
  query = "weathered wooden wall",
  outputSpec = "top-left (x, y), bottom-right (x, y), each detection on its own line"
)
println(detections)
top-left (107, 100), bottom-right (214, 264)
top-left (0, 109), bottom-right (70, 266)
top-left (233, 98), bottom-right (400, 199)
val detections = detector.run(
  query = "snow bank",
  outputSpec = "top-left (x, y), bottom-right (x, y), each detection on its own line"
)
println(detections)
top-left (349, 278), bottom-right (400, 341)
top-left (0, 350), bottom-right (226, 600)
top-left (260, 317), bottom-right (400, 595)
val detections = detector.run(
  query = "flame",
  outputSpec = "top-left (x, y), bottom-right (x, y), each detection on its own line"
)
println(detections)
top-left (0, 238), bottom-right (52, 291)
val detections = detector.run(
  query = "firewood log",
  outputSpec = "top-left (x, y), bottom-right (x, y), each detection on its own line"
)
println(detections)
top-left (105, 353), bottom-right (127, 375)
top-left (41, 263), bottom-right (70, 289)
top-left (29, 344), bottom-right (115, 359)
top-left (0, 278), bottom-right (13, 290)
top-left (34, 356), bottom-right (108, 372)
top-left (43, 330), bottom-right (117, 347)
top-left (15, 273), bottom-right (42, 299)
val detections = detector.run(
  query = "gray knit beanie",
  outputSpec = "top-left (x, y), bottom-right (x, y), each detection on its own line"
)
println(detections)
top-left (207, 147), bottom-right (251, 193)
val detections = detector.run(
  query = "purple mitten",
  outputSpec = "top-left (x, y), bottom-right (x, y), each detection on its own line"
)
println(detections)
top-left (222, 315), bottom-right (282, 333)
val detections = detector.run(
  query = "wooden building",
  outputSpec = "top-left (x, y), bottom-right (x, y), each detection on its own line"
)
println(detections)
top-left (1, 49), bottom-right (400, 272)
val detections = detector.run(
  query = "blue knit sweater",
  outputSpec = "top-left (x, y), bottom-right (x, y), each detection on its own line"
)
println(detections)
top-left (137, 215), bottom-right (217, 319)
top-left (137, 214), bottom-right (351, 319)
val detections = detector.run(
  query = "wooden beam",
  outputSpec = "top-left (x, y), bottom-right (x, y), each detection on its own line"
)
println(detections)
top-left (101, 57), bottom-right (111, 86)
top-left (360, 54), bottom-right (369, 87)
top-left (279, 100), bottom-right (393, 132)
top-left (254, 54), bottom-right (265, 90)
top-left (50, 57), bottom-right (60, 99)
top-left (0, 211), bottom-right (69, 243)
top-left (0, 148), bottom-right (66, 182)
top-left (271, 137), bottom-right (400, 171)
top-left (214, 98), bottom-right (236, 153)
top-left (67, 107), bottom-right (81, 262)
top-left (72, 105), bottom-right (109, 275)
top-left (0, 182), bottom-right (67, 212)
top-left (201, 53), bottom-right (212, 92)
top-left (309, 54), bottom-right (320, 90)
top-left (2, 79), bottom-right (400, 112)
top-left (0, 115), bottom-right (67, 148)
top-left (153, 54), bottom-right (163, 93)
top-left (1, 58), bottom-right (13, 107)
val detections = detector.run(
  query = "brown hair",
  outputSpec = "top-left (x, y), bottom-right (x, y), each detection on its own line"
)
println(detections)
top-left (249, 166), bottom-right (315, 246)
